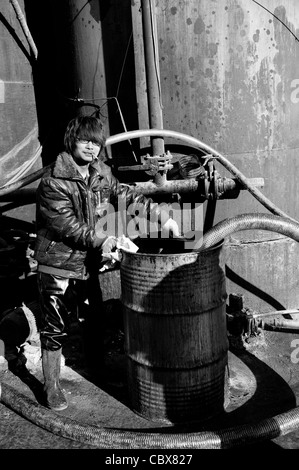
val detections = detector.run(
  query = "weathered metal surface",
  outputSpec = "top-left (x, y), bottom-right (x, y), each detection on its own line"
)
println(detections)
top-left (140, 0), bottom-right (165, 157)
top-left (132, 0), bottom-right (299, 219)
top-left (224, 236), bottom-right (299, 313)
top-left (0, 0), bottom-right (40, 188)
top-left (132, 0), bottom-right (299, 311)
top-left (99, 269), bottom-right (121, 303)
top-left (120, 244), bottom-right (228, 424)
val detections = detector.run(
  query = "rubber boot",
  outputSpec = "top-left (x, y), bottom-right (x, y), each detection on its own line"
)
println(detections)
top-left (42, 349), bottom-right (68, 411)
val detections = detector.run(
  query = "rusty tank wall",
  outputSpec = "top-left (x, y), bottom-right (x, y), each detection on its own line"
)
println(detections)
top-left (0, 0), bottom-right (40, 189)
top-left (132, 0), bottom-right (299, 312)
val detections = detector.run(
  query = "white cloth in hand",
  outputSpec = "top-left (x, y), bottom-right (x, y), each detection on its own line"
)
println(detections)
top-left (101, 236), bottom-right (117, 254)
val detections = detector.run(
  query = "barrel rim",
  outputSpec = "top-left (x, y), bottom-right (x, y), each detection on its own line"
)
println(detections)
top-left (120, 239), bottom-right (224, 258)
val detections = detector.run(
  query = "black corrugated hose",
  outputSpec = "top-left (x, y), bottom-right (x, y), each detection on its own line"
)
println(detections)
top-left (199, 212), bottom-right (299, 250)
top-left (1, 379), bottom-right (299, 449)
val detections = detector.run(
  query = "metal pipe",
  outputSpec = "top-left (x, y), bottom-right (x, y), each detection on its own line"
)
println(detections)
top-left (141, 0), bottom-right (165, 160)
top-left (0, 165), bottom-right (53, 198)
top-left (131, 178), bottom-right (199, 195)
top-left (0, 175), bottom-right (263, 204)
top-left (0, 188), bottom-right (37, 201)
top-left (0, 129), bottom-right (292, 224)
top-left (253, 310), bottom-right (299, 332)
top-left (253, 309), bottom-right (299, 318)
top-left (128, 176), bottom-right (263, 197)
top-left (107, 129), bottom-right (298, 223)
top-left (9, 0), bottom-right (38, 60)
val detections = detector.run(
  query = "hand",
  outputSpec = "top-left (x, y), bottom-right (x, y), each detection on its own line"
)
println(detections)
top-left (161, 218), bottom-right (181, 237)
top-left (101, 236), bottom-right (117, 254)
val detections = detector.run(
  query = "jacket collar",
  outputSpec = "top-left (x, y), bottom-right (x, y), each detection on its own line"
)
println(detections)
top-left (53, 152), bottom-right (110, 181)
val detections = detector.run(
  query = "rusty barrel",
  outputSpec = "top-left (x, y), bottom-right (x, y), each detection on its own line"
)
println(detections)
top-left (120, 241), bottom-right (228, 424)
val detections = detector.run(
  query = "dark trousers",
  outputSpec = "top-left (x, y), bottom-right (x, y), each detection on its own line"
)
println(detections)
top-left (37, 272), bottom-right (104, 365)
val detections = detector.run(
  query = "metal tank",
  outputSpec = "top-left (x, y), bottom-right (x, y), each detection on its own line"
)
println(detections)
top-left (45, 1), bottom-right (109, 123)
top-left (131, 0), bottom-right (299, 313)
top-left (0, 0), bottom-right (40, 188)
top-left (48, 0), bottom-right (139, 156)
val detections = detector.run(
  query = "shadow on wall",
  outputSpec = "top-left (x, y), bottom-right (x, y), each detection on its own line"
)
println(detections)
top-left (225, 265), bottom-right (286, 312)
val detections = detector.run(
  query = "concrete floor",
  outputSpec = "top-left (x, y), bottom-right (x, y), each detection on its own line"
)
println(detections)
top-left (1, 325), bottom-right (299, 450)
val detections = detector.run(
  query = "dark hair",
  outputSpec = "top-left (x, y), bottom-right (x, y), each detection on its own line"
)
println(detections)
top-left (64, 116), bottom-right (106, 155)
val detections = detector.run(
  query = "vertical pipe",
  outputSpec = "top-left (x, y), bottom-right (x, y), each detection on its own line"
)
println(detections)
top-left (141, 0), bottom-right (164, 157)
top-left (55, 0), bottom-right (109, 127)
top-left (9, 0), bottom-right (38, 60)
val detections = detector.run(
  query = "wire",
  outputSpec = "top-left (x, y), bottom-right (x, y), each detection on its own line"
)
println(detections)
top-left (251, 0), bottom-right (299, 42)
top-left (115, 30), bottom-right (133, 99)
top-left (110, 97), bottom-right (138, 162)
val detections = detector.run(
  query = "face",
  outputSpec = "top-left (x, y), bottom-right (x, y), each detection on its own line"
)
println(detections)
top-left (72, 139), bottom-right (101, 165)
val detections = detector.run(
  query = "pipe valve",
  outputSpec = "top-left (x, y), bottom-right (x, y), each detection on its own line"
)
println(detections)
top-left (142, 151), bottom-right (173, 177)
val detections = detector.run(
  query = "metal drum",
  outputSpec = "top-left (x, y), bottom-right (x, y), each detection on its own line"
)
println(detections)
top-left (120, 241), bottom-right (228, 424)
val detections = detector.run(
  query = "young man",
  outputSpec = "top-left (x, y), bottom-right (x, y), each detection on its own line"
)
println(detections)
top-left (34, 115), bottom-right (179, 411)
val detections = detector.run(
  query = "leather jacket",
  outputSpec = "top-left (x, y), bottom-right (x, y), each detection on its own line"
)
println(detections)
top-left (35, 152), bottom-right (157, 279)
